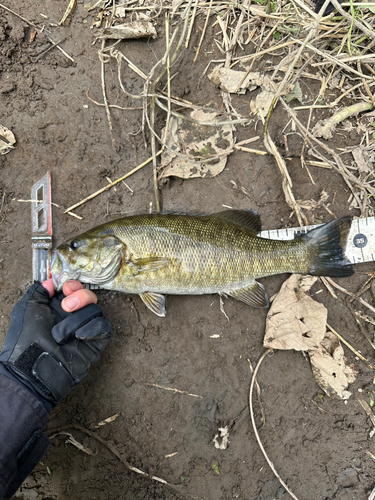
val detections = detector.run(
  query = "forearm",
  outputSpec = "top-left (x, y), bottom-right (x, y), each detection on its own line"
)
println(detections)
top-left (0, 370), bottom-right (50, 500)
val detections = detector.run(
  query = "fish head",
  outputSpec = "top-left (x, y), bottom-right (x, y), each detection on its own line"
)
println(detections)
top-left (50, 232), bottom-right (124, 291)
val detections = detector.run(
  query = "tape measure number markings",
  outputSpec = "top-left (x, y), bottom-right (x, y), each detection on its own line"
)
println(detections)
top-left (258, 216), bottom-right (375, 265)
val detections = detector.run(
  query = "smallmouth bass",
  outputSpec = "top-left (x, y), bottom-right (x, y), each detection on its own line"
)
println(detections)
top-left (50, 210), bottom-right (354, 316)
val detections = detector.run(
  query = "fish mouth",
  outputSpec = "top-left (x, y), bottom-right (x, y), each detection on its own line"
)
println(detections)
top-left (50, 249), bottom-right (80, 291)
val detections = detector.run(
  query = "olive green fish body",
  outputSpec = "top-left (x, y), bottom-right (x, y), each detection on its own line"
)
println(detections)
top-left (50, 211), bottom-right (354, 316)
top-left (99, 216), bottom-right (306, 294)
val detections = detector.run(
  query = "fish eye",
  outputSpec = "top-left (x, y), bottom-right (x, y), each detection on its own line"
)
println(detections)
top-left (70, 240), bottom-right (81, 250)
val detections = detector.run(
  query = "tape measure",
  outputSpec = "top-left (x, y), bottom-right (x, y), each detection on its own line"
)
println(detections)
top-left (259, 216), bottom-right (375, 265)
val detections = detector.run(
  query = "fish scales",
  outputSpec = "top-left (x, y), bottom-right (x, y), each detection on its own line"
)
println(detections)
top-left (99, 215), bottom-right (302, 294)
top-left (50, 211), bottom-right (354, 316)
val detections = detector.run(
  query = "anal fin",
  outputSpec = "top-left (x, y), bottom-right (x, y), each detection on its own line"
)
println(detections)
top-left (227, 281), bottom-right (269, 308)
top-left (139, 292), bottom-right (166, 317)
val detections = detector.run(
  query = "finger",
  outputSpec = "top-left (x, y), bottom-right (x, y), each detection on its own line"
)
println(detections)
top-left (41, 279), bottom-right (55, 298)
top-left (51, 304), bottom-right (103, 344)
top-left (63, 280), bottom-right (84, 296)
top-left (61, 289), bottom-right (98, 312)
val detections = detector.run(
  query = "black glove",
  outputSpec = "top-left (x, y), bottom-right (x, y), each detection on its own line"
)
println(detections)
top-left (0, 283), bottom-right (112, 406)
top-left (314, 0), bottom-right (343, 14)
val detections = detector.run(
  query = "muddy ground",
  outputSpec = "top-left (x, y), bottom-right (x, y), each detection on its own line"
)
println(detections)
top-left (1, 1), bottom-right (375, 499)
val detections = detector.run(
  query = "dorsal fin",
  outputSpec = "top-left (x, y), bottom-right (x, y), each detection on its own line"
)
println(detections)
top-left (213, 209), bottom-right (261, 233)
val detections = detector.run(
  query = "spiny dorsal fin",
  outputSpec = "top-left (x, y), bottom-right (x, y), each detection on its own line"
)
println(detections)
top-left (227, 280), bottom-right (269, 308)
top-left (213, 209), bottom-right (261, 233)
top-left (139, 292), bottom-right (166, 317)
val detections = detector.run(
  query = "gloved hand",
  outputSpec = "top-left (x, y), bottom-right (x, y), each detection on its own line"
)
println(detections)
top-left (0, 281), bottom-right (112, 406)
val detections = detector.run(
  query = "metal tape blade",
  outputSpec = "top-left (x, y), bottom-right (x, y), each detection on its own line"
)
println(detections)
top-left (31, 173), bottom-right (52, 282)
top-left (258, 217), bottom-right (375, 264)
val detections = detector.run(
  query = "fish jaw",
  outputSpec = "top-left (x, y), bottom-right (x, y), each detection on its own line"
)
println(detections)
top-left (50, 249), bottom-right (81, 291)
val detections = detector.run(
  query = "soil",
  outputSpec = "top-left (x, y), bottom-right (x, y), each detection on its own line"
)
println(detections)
top-left (1, 2), bottom-right (375, 499)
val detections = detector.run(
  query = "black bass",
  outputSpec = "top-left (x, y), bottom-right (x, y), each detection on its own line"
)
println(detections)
top-left (50, 210), bottom-right (354, 316)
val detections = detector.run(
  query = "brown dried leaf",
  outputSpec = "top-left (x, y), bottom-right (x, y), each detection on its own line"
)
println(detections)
top-left (297, 189), bottom-right (329, 210)
top-left (0, 125), bottom-right (16, 155)
top-left (159, 110), bottom-right (234, 179)
top-left (209, 67), bottom-right (290, 96)
top-left (208, 67), bottom-right (257, 94)
top-left (309, 331), bottom-right (357, 400)
top-left (96, 21), bottom-right (157, 40)
top-left (264, 274), bottom-right (327, 351)
top-left (250, 90), bottom-right (274, 119)
top-left (351, 146), bottom-right (370, 173)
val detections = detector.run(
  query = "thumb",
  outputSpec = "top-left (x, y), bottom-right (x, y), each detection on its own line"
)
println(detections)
top-left (42, 279), bottom-right (55, 298)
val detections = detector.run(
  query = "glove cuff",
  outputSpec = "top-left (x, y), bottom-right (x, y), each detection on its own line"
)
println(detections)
top-left (0, 363), bottom-right (53, 413)
top-left (6, 342), bottom-right (75, 403)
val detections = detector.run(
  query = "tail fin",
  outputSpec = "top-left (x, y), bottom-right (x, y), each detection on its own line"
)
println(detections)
top-left (302, 216), bottom-right (354, 277)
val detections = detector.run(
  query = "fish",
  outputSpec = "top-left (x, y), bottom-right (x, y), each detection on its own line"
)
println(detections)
top-left (50, 210), bottom-right (354, 317)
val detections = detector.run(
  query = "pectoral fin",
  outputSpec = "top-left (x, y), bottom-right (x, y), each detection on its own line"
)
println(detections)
top-left (129, 257), bottom-right (170, 276)
top-left (228, 281), bottom-right (269, 308)
top-left (139, 292), bottom-right (166, 317)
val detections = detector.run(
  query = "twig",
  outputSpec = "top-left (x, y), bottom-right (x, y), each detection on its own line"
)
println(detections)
top-left (330, 0), bottom-right (375, 40)
top-left (327, 323), bottom-right (375, 370)
top-left (193, 0), bottom-right (213, 63)
top-left (34, 38), bottom-right (66, 62)
top-left (247, 359), bottom-right (266, 428)
top-left (0, 192), bottom-right (5, 215)
top-left (320, 276), bottom-right (338, 299)
top-left (86, 90), bottom-right (142, 110)
top-left (64, 152), bottom-right (162, 213)
top-left (145, 383), bottom-right (203, 398)
top-left (45, 34), bottom-right (75, 63)
top-left (0, 2), bottom-right (37, 27)
top-left (345, 299), bottom-right (375, 351)
top-left (293, 39), bottom-right (373, 80)
top-left (249, 350), bottom-right (301, 500)
top-left (185, 0), bottom-right (199, 48)
top-left (59, 0), bottom-right (77, 26)
top-left (99, 37), bottom-right (116, 150)
top-left (325, 277), bottom-right (375, 316)
top-left (146, 1), bottom-right (192, 211)
top-left (235, 146), bottom-right (267, 155)
top-left (155, 97), bottom-right (247, 126)
top-left (47, 424), bottom-right (200, 500)
top-left (279, 98), bottom-right (366, 212)
top-left (264, 130), bottom-right (306, 226)
top-left (358, 397), bottom-right (375, 428)
top-left (0, 3), bottom-right (75, 62)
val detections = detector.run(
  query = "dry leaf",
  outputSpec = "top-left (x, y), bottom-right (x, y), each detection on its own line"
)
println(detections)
top-left (250, 90), bottom-right (274, 119)
top-left (51, 431), bottom-right (96, 455)
top-left (284, 81), bottom-right (303, 104)
top-left (96, 21), bottom-right (157, 40)
top-left (297, 190), bottom-right (329, 210)
top-left (0, 125), bottom-right (16, 155)
top-left (208, 67), bottom-right (286, 95)
top-left (352, 146), bottom-right (370, 173)
top-left (309, 331), bottom-right (357, 400)
top-left (264, 274), bottom-right (327, 351)
top-left (114, 6), bottom-right (126, 17)
top-left (208, 67), bottom-right (257, 94)
top-left (159, 109), bottom-right (233, 179)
